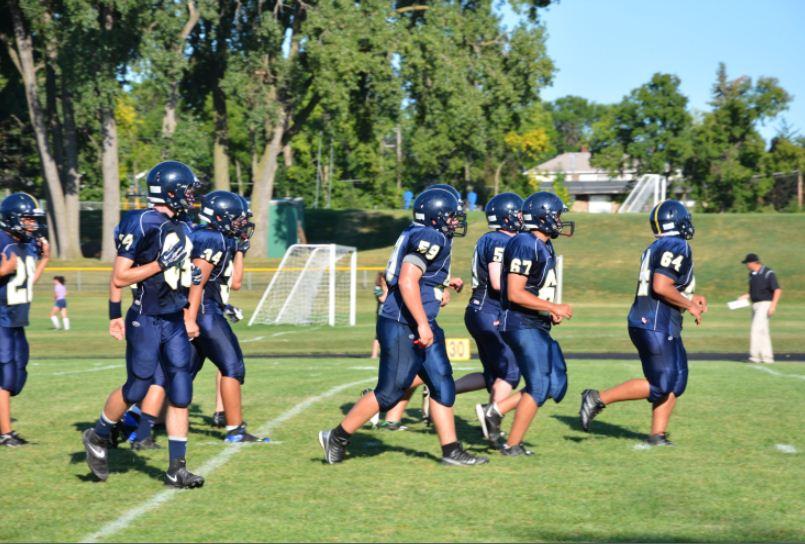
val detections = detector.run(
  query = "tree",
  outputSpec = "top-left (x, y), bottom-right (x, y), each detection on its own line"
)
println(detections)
top-left (685, 64), bottom-right (791, 211)
top-left (546, 95), bottom-right (607, 154)
top-left (5, 0), bottom-right (80, 258)
top-left (590, 73), bottom-right (692, 179)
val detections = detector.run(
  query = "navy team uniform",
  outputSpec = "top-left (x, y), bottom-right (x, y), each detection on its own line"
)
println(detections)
top-left (116, 209), bottom-right (193, 409)
top-left (499, 233), bottom-right (567, 406)
top-left (627, 236), bottom-right (694, 402)
top-left (0, 232), bottom-right (38, 397)
top-left (188, 228), bottom-right (244, 383)
top-left (466, 230), bottom-right (520, 390)
top-left (375, 224), bottom-right (454, 411)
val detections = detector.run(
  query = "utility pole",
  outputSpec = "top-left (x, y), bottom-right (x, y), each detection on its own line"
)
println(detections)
top-left (326, 139), bottom-right (334, 209)
top-left (314, 133), bottom-right (322, 208)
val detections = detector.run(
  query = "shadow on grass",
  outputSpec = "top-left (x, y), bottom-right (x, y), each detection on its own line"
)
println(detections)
top-left (312, 432), bottom-right (442, 464)
top-left (552, 414), bottom-right (645, 441)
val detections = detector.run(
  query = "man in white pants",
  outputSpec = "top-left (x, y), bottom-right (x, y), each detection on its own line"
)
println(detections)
top-left (739, 253), bottom-right (782, 364)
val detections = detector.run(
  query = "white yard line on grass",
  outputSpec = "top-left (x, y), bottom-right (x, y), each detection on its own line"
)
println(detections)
top-left (51, 365), bottom-right (122, 376)
top-left (749, 365), bottom-right (805, 381)
top-left (775, 444), bottom-right (798, 454)
top-left (239, 335), bottom-right (265, 343)
top-left (82, 376), bottom-right (375, 543)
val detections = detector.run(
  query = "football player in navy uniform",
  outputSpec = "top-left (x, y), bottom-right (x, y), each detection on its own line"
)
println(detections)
top-left (458, 193), bottom-right (524, 445)
top-left (319, 188), bottom-right (487, 466)
top-left (186, 190), bottom-right (264, 442)
top-left (579, 200), bottom-right (707, 446)
top-left (0, 193), bottom-right (49, 447)
top-left (498, 192), bottom-right (574, 456)
top-left (82, 161), bottom-right (204, 487)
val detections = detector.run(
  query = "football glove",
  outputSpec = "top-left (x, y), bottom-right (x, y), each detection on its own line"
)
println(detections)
top-left (191, 264), bottom-right (203, 285)
top-left (237, 238), bottom-right (250, 255)
top-left (158, 241), bottom-right (187, 271)
top-left (223, 304), bottom-right (244, 323)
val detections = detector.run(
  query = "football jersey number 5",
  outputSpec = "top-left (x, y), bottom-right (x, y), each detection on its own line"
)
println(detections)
top-left (417, 240), bottom-right (440, 260)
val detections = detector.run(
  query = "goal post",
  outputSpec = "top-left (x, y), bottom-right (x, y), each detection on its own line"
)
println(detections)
top-left (248, 244), bottom-right (357, 327)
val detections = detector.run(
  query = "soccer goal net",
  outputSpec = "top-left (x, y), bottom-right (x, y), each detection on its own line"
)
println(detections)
top-left (248, 244), bottom-right (357, 327)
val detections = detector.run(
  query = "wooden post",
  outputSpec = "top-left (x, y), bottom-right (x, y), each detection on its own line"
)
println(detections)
top-left (798, 170), bottom-right (803, 210)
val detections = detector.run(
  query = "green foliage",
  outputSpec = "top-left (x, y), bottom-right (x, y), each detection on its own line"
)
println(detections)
top-left (685, 64), bottom-right (792, 212)
top-left (547, 95), bottom-right (609, 153)
top-left (551, 171), bottom-right (572, 206)
top-left (591, 73), bottom-right (692, 177)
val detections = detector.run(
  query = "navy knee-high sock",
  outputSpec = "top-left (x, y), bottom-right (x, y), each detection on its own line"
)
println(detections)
top-left (134, 413), bottom-right (156, 442)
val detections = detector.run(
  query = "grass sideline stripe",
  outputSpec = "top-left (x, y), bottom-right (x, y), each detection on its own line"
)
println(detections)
top-left (82, 376), bottom-right (374, 543)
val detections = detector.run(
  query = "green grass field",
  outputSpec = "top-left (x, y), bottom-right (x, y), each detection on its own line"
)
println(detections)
top-left (2, 212), bottom-right (804, 542)
top-left (2, 353), bottom-right (803, 542)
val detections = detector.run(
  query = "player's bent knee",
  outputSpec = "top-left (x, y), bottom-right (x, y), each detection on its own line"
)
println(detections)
top-left (167, 372), bottom-right (193, 408)
top-left (122, 377), bottom-right (153, 404)
top-left (219, 361), bottom-right (245, 384)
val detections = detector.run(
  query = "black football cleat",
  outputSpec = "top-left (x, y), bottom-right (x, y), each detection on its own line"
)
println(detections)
top-left (441, 445), bottom-right (489, 466)
top-left (0, 433), bottom-right (25, 447)
top-left (224, 424), bottom-right (269, 443)
top-left (9, 430), bottom-right (28, 445)
top-left (645, 433), bottom-right (674, 447)
top-left (579, 389), bottom-right (606, 432)
top-left (500, 443), bottom-right (534, 457)
top-left (378, 420), bottom-right (408, 431)
top-left (82, 428), bottom-right (110, 481)
top-left (164, 458), bottom-right (205, 488)
top-left (318, 429), bottom-right (347, 464)
top-left (130, 436), bottom-right (161, 450)
top-left (476, 403), bottom-right (503, 443)
top-left (211, 411), bottom-right (226, 428)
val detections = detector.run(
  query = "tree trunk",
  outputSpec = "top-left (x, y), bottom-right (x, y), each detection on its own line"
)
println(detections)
top-left (100, 106), bottom-right (120, 261)
top-left (9, 0), bottom-right (73, 258)
top-left (213, 90), bottom-right (230, 189)
top-left (494, 160), bottom-right (506, 195)
top-left (61, 87), bottom-right (82, 258)
top-left (235, 159), bottom-right (244, 195)
top-left (249, 116), bottom-right (285, 259)
top-left (161, 1), bottom-right (199, 142)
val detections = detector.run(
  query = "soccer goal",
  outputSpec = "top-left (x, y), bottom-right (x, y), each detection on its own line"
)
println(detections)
top-left (248, 244), bottom-right (357, 327)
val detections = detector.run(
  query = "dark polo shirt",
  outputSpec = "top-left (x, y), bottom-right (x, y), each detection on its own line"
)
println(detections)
top-left (749, 266), bottom-right (780, 303)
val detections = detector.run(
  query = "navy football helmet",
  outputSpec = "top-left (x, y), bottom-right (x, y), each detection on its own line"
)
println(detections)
top-left (236, 195), bottom-right (254, 240)
top-left (422, 183), bottom-right (467, 236)
top-left (413, 188), bottom-right (463, 237)
top-left (650, 199), bottom-right (694, 240)
top-left (146, 161), bottom-right (201, 213)
top-left (522, 192), bottom-right (574, 238)
top-left (0, 192), bottom-right (46, 242)
top-left (485, 192), bottom-right (523, 232)
top-left (198, 191), bottom-right (247, 236)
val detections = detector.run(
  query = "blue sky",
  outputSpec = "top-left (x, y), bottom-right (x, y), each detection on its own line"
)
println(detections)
top-left (500, 0), bottom-right (805, 141)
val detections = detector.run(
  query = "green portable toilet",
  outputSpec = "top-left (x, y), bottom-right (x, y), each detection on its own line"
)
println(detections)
top-left (267, 198), bottom-right (305, 257)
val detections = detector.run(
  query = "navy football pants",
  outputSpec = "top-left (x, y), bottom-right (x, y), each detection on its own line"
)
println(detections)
top-left (122, 309), bottom-right (192, 408)
top-left (190, 306), bottom-right (245, 383)
top-left (0, 326), bottom-right (28, 396)
top-left (374, 316), bottom-right (455, 411)
top-left (464, 306), bottom-right (520, 391)
top-left (501, 327), bottom-right (567, 407)
top-left (629, 327), bottom-right (688, 403)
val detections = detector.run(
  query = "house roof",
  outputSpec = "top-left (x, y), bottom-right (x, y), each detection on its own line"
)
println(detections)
top-left (531, 152), bottom-right (599, 174)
